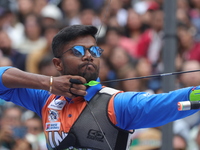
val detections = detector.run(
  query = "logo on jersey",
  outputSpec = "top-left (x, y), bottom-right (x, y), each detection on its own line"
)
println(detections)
top-left (48, 99), bottom-right (66, 110)
top-left (48, 131), bottom-right (68, 148)
top-left (46, 122), bottom-right (60, 131)
top-left (87, 129), bottom-right (104, 142)
top-left (48, 110), bottom-right (59, 122)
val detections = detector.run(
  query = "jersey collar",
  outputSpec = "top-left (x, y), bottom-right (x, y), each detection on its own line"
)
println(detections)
top-left (84, 78), bottom-right (102, 101)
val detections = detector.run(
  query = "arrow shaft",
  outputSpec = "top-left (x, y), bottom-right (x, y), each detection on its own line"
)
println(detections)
top-left (100, 69), bottom-right (200, 84)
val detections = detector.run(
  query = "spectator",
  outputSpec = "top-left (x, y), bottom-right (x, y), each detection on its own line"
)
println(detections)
top-left (11, 139), bottom-right (32, 150)
top-left (178, 60), bottom-right (200, 130)
top-left (177, 7), bottom-right (193, 31)
top-left (60, 0), bottom-right (81, 26)
top-left (177, 0), bottom-right (190, 12)
top-left (109, 0), bottom-right (128, 27)
top-left (0, 55), bottom-right (13, 67)
top-left (26, 24), bottom-right (60, 74)
top-left (189, 125), bottom-right (200, 150)
top-left (17, 13), bottom-right (46, 54)
top-left (24, 115), bottom-right (46, 150)
top-left (177, 24), bottom-right (200, 62)
top-left (107, 16), bottom-right (121, 28)
top-left (32, 0), bottom-right (48, 16)
top-left (108, 46), bottom-right (134, 76)
top-left (98, 57), bottom-right (115, 87)
top-left (104, 26), bottom-right (124, 53)
top-left (0, 106), bottom-right (26, 150)
top-left (16, 0), bottom-right (34, 24)
top-left (0, 7), bottom-right (6, 29)
top-left (173, 119), bottom-right (190, 147)
top-left (178, 60), bottom-right (200, 88)
top-left (80, 0), bottom-right (105, 11)
top-left (188, 0), bottom-right (200, 41)
top-left (118, 66), bottom-right (140, 92)
top-left (173, 134), bottom-right (187, 150)
top-left (136, 9), bottom-right (164, 66)
top-left (130, 124), bottom-right (188, 150)
top-left (119, 8), bottom-right (144, 58)
top-left (0, 30), bottom-right (26, 71)
top-left (79, 8), bottom-right (101, 26)
top-left (121, 0), bottom-right (132, 9)
top-left (38, 54), bottom-right (59, 77)
top-left (40, 4), bottom-right (63, 28)
top-left (134, 58), bottom-right (156, 93)
top-left (1, 9), bottom-right (25, 49)
top-left (129, 128), bottom-right (161, 150)
top-left (107, 46), bottom-right (136, 89)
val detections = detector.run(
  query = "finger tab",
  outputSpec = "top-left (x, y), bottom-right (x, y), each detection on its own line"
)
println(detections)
top-left (69, 79), bottom-right (83, 84)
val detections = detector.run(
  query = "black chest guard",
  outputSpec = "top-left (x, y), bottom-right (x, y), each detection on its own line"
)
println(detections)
top-left (55, 87), bottom-right (133, 150)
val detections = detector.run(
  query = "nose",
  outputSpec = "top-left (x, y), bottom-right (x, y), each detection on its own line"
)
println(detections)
top-left (82, 49), bottom-right (93, 61)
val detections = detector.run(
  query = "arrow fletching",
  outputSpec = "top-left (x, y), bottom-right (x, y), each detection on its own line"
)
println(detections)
top-left (84, 80), bottom-right (100, 86)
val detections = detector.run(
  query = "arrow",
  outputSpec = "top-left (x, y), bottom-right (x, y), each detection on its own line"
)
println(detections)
top-left (84, 69), bottom-right (200, 86)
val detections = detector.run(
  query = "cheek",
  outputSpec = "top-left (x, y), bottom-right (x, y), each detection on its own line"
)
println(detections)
top-left (62, 58), bottom-right (80, 74)
top-left (96, 60), bottom-right (100, 68)
top-left (63, 62), bottom-right (73, 73)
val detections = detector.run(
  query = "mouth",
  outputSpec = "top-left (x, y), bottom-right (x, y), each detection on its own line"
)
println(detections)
top-left (85, 64), bottom-right (95, 70)
top-left (78, 62), bottom-right (99, 82)
top-left (79, 63), bottom-right (97, 71)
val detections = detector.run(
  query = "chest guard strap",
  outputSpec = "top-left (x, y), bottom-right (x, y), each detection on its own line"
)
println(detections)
top-left (55, 87), bottom-right (132, 150)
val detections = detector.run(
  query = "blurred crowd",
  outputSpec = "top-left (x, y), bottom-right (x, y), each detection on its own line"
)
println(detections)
top-left (1, 0), bottom-right (200, 149)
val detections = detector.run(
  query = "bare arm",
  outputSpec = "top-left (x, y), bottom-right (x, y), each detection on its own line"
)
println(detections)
top-left (2, 68), bottom-right (87, 98)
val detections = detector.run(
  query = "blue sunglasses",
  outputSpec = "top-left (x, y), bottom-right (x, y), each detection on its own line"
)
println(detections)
top-left (59, 45), bottom-right (104, 58)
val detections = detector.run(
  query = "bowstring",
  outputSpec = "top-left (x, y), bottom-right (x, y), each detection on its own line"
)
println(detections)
top-left (96, 0), bottom-right (112, 43)
top-left (83, 0), bottom-right (112, 77)
top-left (84, 0), bottom-right (113, 149)
top-left (86, 101), bottom-right (113, 150)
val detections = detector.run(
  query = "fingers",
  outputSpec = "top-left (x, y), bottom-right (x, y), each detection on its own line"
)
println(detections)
top-left (69, 78), bottom-right (83, 84)
top-left (51, 75), bottom-right (87, 98)
top-left (70, 82), bottom-right (86, 90)
top-left (69, 76), bottom-right (87, 84)
top-left (68, 83), bottom-right (87, 97)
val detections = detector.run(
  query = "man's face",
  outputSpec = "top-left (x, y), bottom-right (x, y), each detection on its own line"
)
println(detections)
top-left (56, 35), bottom-right (100, 83)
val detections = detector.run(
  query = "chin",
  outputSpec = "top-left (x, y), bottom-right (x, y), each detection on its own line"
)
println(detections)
top-left (82, 73), bottom-right (98, 83)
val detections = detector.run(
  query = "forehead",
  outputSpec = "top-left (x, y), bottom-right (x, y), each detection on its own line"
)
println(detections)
top-left (64, 35), bottom-right (97, 49)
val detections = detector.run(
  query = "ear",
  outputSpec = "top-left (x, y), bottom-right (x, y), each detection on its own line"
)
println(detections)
top-left (52, 58), bottom-right (63, 72)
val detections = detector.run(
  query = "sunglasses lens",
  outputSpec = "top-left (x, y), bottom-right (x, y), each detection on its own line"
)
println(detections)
top-left (71, 46), bottom-right (103, 57)
top-left (72, 46), bottom-right (85, 57)
top-left (90, 46), bottom-right (103, 57)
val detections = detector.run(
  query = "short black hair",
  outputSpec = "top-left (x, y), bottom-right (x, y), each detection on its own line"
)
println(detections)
top-left (52, 25), bottom-right (98, 58)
